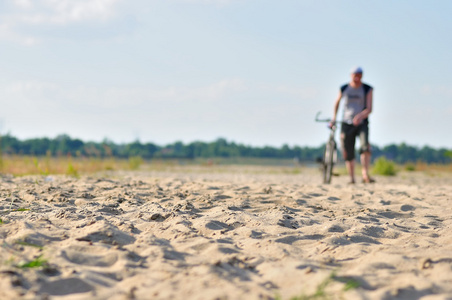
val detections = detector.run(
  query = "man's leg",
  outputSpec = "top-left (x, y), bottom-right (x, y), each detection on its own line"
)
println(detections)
top-left (360, 151), bottom-right (371, 181)
top-left (359, 124), bottom-right (374, 182)
top-left (341, 124), bottom-right (356, 183)
top-left (346, 159), bottom-right (355, 183)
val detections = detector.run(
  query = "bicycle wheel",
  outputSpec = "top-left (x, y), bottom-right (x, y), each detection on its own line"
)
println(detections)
top-left (323, 141), bottom-right (335, 184)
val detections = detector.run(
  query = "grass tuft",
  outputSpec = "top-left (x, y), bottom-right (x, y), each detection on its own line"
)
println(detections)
top-left (66, 162), bottom-right (79, 177)
top-left (17, 255), bottom-right (47, 268)
top-left (343, 279), bottom-right (361, 291)
top-left (404, 162), bottom-right (416, 171)
top-left (15, 208), bottom-right (30, 212)
top-left (333, 274), bottom-right (361, 291)
top-left (15, 241), bottom-right (44, 249)
top-left (129, 156), bottom-right (143, 170)
top-left (280, 271), bottom-right (362, 300)
top-left (372, 157), bottom-right (397, 176)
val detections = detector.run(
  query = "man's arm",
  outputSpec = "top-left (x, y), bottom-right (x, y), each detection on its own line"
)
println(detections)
top-left (353, 89), bottom-right (373, 126)
top-left (331, 91), bottom-right (342, 125)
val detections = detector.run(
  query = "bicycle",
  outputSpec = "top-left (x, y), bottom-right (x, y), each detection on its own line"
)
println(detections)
top-left (315, 112), bottom-right (339, 184)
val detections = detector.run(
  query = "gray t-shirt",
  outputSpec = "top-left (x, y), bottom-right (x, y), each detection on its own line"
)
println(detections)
top-left (340, 83), bottom-right (372, 125)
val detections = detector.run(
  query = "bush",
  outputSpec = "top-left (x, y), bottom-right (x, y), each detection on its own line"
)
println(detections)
top-left (445, 150), bottom-right (452, 160)
top-left (404, 162), bottom-right (416, 171)
top-left (373, 157), bottom-right (397, 176)
top-left (66, 162), bottom-right (79, 177)
top-left (129, 156), bottom-right (143, 170)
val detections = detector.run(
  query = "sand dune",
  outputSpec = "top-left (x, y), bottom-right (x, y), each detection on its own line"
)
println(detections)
top-left (1, 167), bottom-right (452, 299)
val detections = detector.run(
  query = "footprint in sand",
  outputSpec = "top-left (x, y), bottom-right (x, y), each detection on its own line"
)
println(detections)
top-left (38, 278), bottom-right (94, 296)
top-left (75, 221), bottom-right (135, 246)
top-left (204, 220), bottom-right (243, 232)
top-left (61, 249), bottom-right (118, 267)
top-left (400, 204), bottom-right (416, 212)
top-left (327, 224), bottom-right (345, 233)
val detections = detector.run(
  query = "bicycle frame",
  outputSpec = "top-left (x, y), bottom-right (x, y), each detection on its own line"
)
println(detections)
top-left (315, 112), bottom-right (339, 184)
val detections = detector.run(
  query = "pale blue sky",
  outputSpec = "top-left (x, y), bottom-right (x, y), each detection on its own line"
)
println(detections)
top-left (1, 0), bottom-right (451, 148)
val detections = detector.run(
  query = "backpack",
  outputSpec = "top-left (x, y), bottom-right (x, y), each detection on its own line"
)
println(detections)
top-left (340, 83), bottom-right (372, 109)
top-left (340, 83), bottom-right (372, 123)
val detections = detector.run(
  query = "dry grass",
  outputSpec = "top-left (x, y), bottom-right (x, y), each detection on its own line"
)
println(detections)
top-left (408, 161), bottom-right (452, 172)
top-left (0, 155), bottom-right (131, 176)
top-left (0, 156), bottom-right (223, 176)
top-left (331, 161), bottom-right (452, 179)
top-left (0, 156), bottom-right (310, 177)
top-left (0, 155), bottom-right (451, 177)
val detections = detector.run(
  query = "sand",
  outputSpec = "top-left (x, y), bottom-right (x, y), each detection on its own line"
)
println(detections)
top-left (1, 166), bottom-right (452, 300)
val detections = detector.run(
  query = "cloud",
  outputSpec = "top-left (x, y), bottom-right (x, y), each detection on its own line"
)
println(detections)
top-left (1, 78), bottom-right (316, 121)
top-left (272, 85), bottom-right (318, 99)
top-left (1, 78), bottom-right (247, 110)
top-left (419, 84), bottom-right (452, 116)
top-left (420, 84), bottom-right (452, 98)
top-left (0, 0), bottom-right (245, 44)
top-left (0, 0), bottom-right (124, 44)
top-left (12, 0), bottom-right (33, 9)
top-left (0, 78), bottom-right (321, 144)
top-left (10, 0), bottom-right (121, 24)
top-left (2, 78), bottom-right (317, 109)
top-left (179, 0), bottom-right (238, 4)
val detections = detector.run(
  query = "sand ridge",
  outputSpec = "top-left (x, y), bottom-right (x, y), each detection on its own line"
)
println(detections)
top-left (0, 168), bottom-right (452, 299)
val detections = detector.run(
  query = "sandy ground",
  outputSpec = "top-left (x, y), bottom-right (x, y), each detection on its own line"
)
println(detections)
top-left (1, 166), bottom-right (452, 300)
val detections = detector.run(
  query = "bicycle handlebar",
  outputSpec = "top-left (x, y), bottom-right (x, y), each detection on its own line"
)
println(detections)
top-left (315, 112), bottom-right (331, 123)
top-left (315, 112), bottom-right (343, 124)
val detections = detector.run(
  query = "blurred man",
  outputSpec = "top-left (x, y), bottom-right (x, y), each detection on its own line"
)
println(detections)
top-left (331, 67), bottom-right (374, 184)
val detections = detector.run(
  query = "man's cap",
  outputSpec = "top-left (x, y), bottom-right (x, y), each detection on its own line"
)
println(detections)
top-left (351, 66), bottom-right (363, 74)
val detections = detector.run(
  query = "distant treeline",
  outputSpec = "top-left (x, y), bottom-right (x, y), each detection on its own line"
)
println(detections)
top-left (1, 134), bottom-right (451, 164)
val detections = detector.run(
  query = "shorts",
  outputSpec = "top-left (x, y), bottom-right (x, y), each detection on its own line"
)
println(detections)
top-left (340, 123), bottom-right (371, 161)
